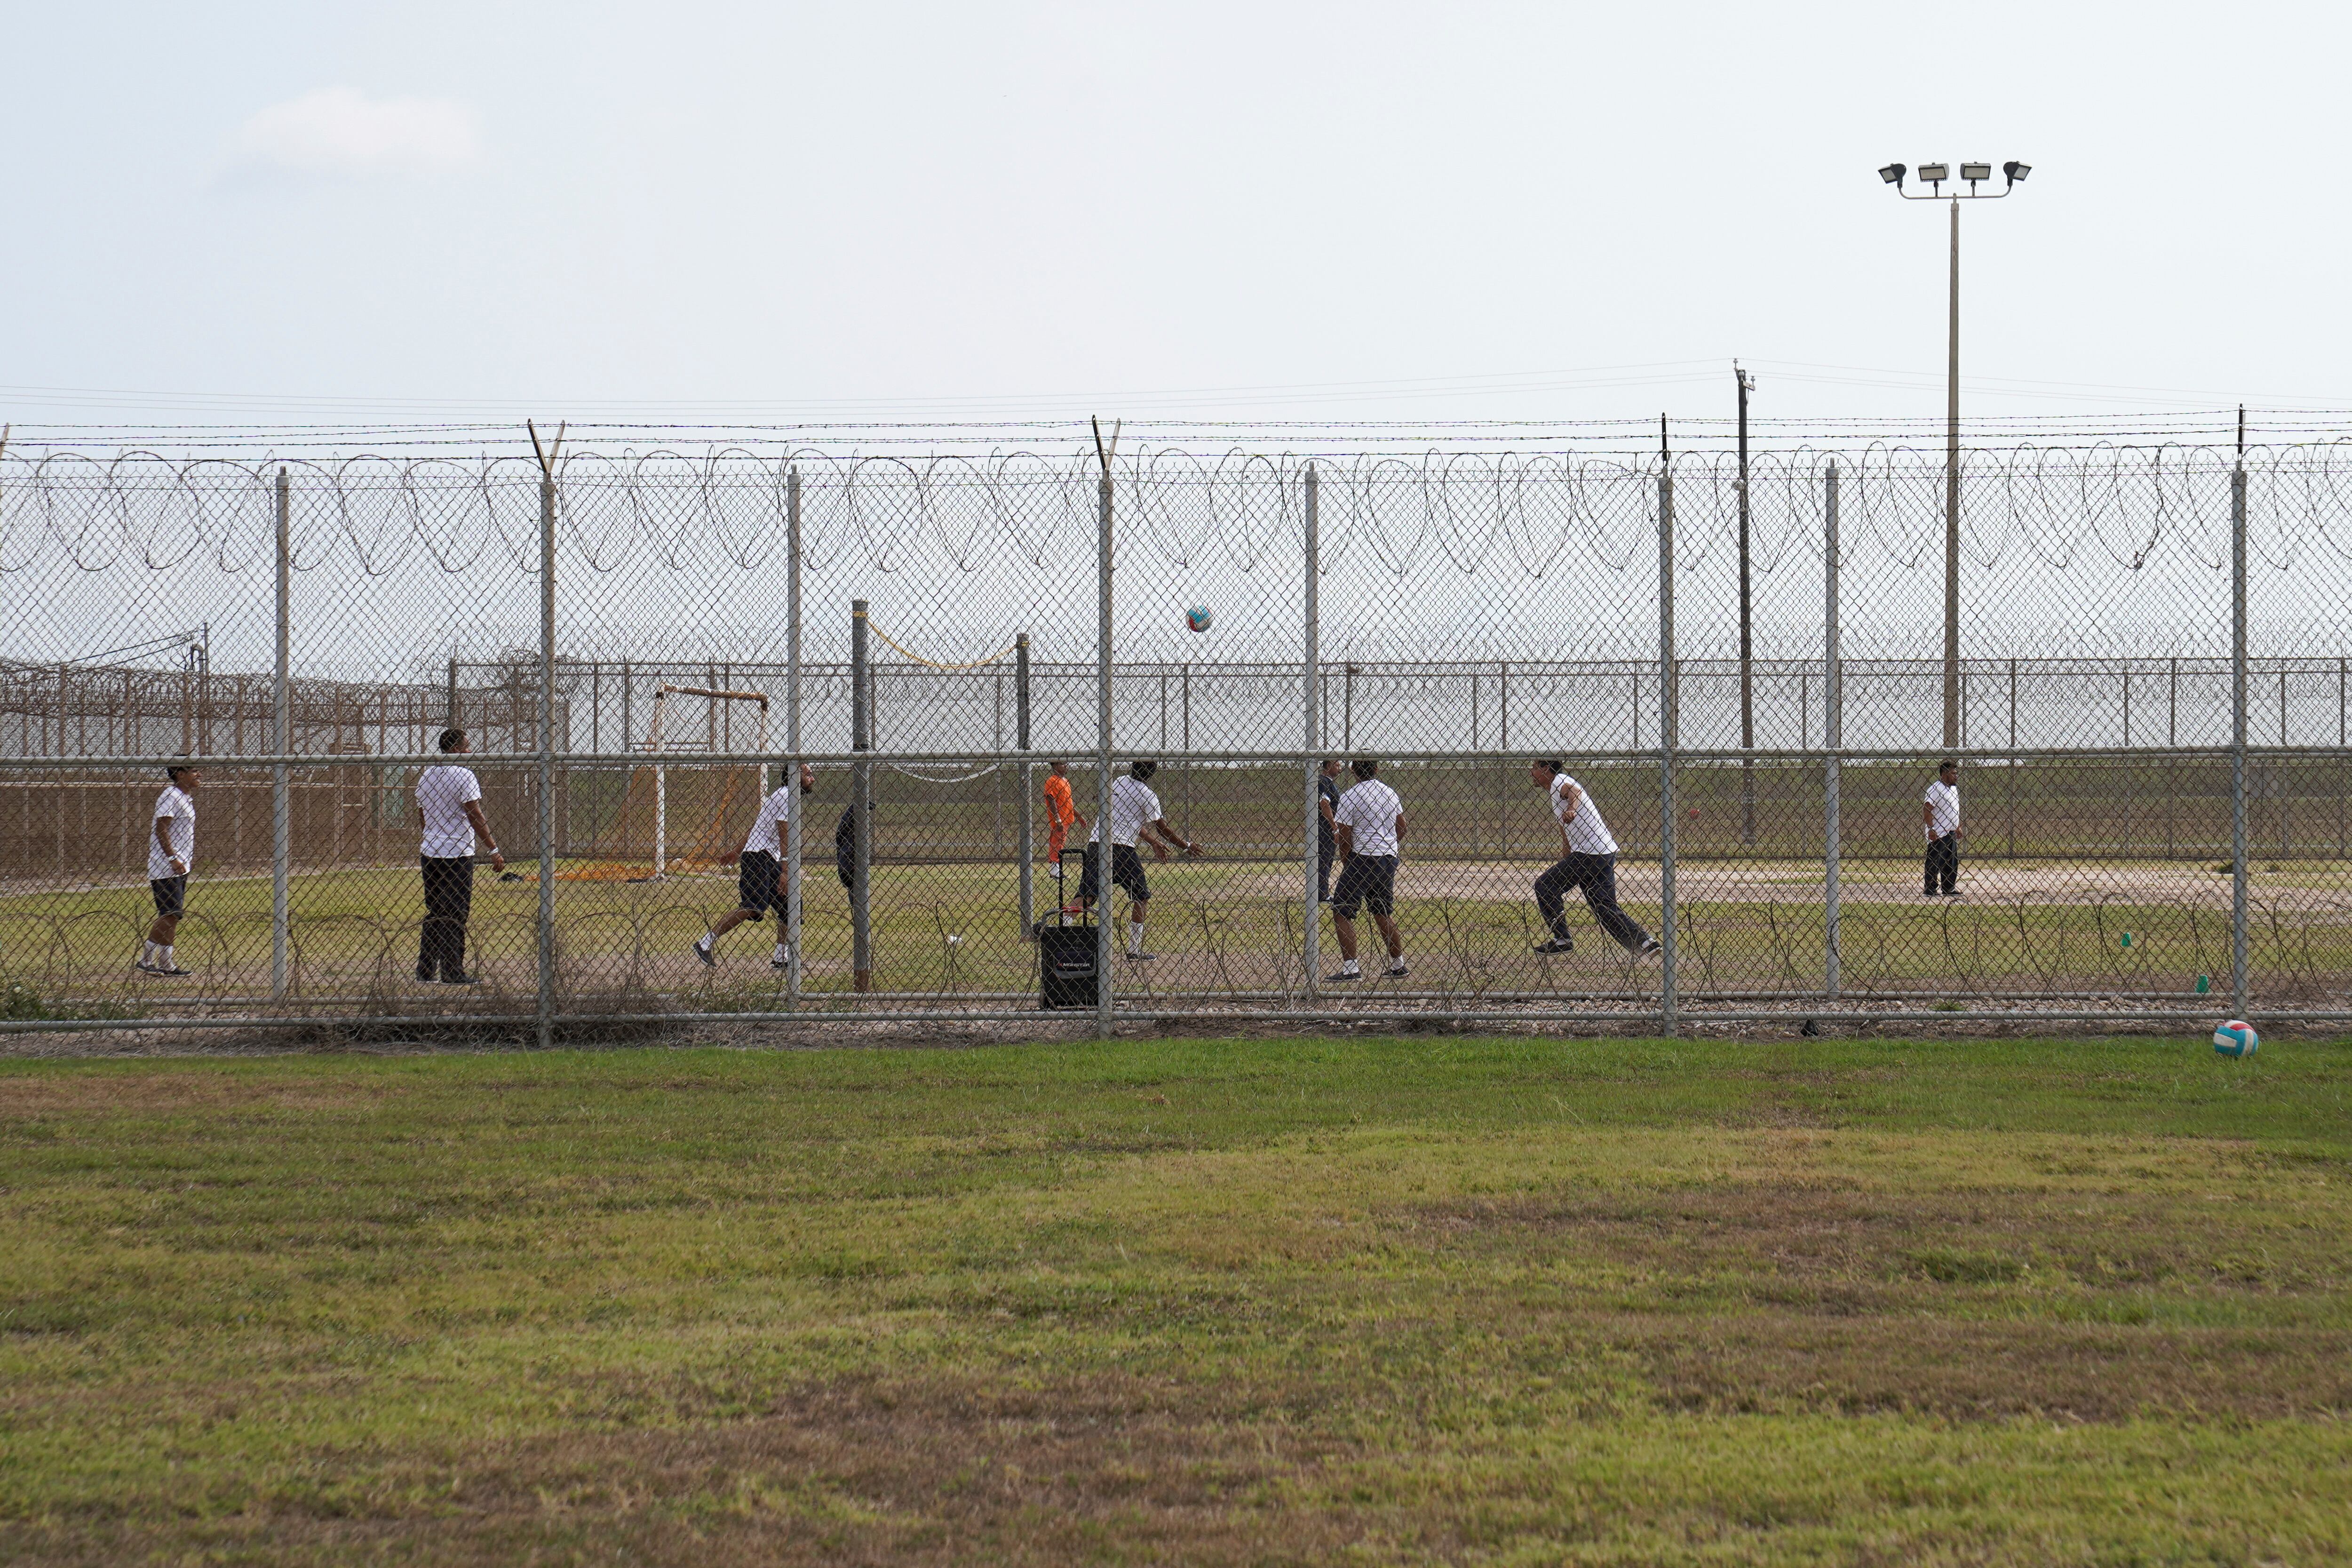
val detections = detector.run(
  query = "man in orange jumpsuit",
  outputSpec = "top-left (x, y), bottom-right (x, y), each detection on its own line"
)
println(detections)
top-left (1042, 759), bottom-right (1087, 915)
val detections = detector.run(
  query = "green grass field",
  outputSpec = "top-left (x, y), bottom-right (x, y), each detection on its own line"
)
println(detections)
top-left (5, 855), bottom-right (2347, 1010)
top-left (3, 1034), bottom-right (2348, 1564)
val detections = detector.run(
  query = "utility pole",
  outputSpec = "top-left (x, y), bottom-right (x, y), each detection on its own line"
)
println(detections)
top-left (1736, 363), bottom-right (1756, 847)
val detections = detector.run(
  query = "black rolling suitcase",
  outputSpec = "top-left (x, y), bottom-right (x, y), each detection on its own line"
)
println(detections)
top-left (1037, 848), bottom-right (1098, 1009)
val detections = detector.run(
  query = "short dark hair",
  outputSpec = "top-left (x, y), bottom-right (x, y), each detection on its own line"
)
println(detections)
top-left (1351, 759), bottom-right (1378, 780)
top-left (1938, 758), bottom-right (1958, 773)
top-left (166, 762), bottom-right (195, 781)
top-left (438, 727), bottom-right (467, 754)
top-left (1534, 758), bottom-right (1563, 775)
top-left (1128, 759), bottom-right (1158, 781)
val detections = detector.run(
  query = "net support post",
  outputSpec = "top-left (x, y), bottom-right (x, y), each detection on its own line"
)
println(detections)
top-left (1016, 632), bottom-right (1033, 939)
top-left (785, 466), bottom-right (803, 1004)
top-left (1657, 470), bottom-right (1678, 1036)
top-left (1823, 462), bottom-right (1842, 1002)
top-left (536, 468), bottom-right (557, 1050)
top-left (851, 598), bottom-right (873, 994)
top-left (2232, 462), bottom-right (2249, 1015)
top-left (270, 467), bottom-right (291, 1003)
top-left (1303, 462), bottom-right (1321, 1000)
top-left (1095, 466), bottom-right (1115, 1040)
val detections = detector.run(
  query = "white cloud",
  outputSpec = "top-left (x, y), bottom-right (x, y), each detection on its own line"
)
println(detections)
top-left (230, 87), bottom-right (478, 176)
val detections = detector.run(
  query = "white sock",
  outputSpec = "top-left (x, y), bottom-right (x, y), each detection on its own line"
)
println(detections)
top-left (1340, 959), bottom-right (1360, 974)
top-left (141, 940), bottom-right (157, 963)
top-left (1128, 922), bottom-right (1146, 954)
top-left (160, 946), bottom-right (175, 967)
top-left (695, 934), bottom-right (712, 953)
top-left (773, 944), bottom-right (788, 964)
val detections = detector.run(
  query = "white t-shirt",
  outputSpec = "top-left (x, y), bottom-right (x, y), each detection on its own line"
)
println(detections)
top-left (417, 764), bottom-right (484, 859)
top-left (148, 785), bottom-right (195, 880)
top-left (741, 786), bottom-right (798, 856)
top-left (1925, 779), bottom-right (1961, 838)
top-left (1551, 773), bottom-right (1618, 856)
top-left (1088, 776), bottom-right (1163, 848)
top-left (1333, 778), bottom-right (1404, 858)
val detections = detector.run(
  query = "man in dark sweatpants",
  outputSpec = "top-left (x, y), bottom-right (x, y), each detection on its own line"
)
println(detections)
top-left (414, 728), bottom-right (505, 985)
top-left (1528, 759), bottom-right (1661, 958)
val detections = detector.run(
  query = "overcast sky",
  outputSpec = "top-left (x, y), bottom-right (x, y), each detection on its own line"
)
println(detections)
top-left (4, 0), bottom-right (2346, 439)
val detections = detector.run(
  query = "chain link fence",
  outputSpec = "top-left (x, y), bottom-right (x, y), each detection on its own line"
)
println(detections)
top-left (4, 438), bottom-right (2347, 1037)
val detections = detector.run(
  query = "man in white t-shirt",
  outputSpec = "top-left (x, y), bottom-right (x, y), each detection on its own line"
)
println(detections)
top-left (137, 764), bottom-right (200, 977)
top-left (1528, 758), bottom-right (1660, 958)
top-left (415, 728), bottom-right (505, 985)
top-left (1325, 759), bottom-right (1407, 981)
top-left (1922, 760), bottom-right (1962, 897)
top-left (695, 762), bottom-right (818, 969)
top-left (1077, 759), bottom-right (1204, 960)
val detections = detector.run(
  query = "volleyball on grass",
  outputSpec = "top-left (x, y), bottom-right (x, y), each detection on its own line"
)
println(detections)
top-left (2213, 1019), bottom-right (2259, 1058)
top-left (1184, 605), bottom-right (1213, 633)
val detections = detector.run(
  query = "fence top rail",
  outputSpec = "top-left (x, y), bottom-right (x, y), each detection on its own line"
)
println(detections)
top-left (0, 743), bottom-right (2323, 770)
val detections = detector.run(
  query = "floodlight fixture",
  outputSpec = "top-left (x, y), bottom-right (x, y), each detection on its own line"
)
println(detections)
top-left (1879, 162), bottom-right (1907, 185)
top-left (1917, 162), bottom-right (1950, 184)
top-left (1960, 162), bottom-right (1992, 183)
top-left (2003, 160), bottom-right (2030, 184)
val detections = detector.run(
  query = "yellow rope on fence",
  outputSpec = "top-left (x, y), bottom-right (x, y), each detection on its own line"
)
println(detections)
top-left (865, 623), bottom-right (1020, 671)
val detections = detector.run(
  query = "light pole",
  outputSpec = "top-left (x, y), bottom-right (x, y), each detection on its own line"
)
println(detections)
top-left (1878, 159), bottom-right (2031, 748)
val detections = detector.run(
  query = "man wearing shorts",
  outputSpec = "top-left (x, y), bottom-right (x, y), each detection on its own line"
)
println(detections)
top-left (1529, 759), bottom-right (1660, 958)
top-left (137, 763), bottom-right (199, 977)
top-left (415, 729), bottom-right (505, 985)
top-left (1922, 760), bottom-right (1962, 897)
top-left (1043, 759), bottom-right (1086, 913)
top-left (1325, 759), bottom-right (1407, 981)
top-left (694, 763), bottom-right (817, 968)
top-left (1077, 759), bottom-right (1202, 961)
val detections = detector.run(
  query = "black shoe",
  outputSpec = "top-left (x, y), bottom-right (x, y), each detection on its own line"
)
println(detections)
top-left (146, 965), bottom-right (191, 978)
top-left (692, 941), bottom-right (715, 967)
top-left (1533, 937), bottom-right (1575, 955)
top-left (770, 956), bottom-right (792, 971)
top-left (439, 974), bottom-right (480, 986)
top-left (1637, 938), bottom-right (1662, 958)
top-left (1326, 968), bottom-right (1361, 982)
top-left (1125, 950), bottom-right (1157, 962)
top-left (1383, 962), bottom-right (1409, 979)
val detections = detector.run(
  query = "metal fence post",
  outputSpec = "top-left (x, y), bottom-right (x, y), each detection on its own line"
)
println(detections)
top-left (1657, 470), bottom-right (1678, 1036)
top-left (270, 467), bottom-right (291, 1002)
top-left (786, 466), bottom-right (803, 1004)
top-left (851, 598), bottom-right (873, 993)
top-left (1823, 461), bottom-right (1841, 1002)
top-left (1095, 464), bottom-right (1115, 1040)
top-left (1016, 632), bottom-right (1033, 938)
top-left (2232, 462), bottom-right (2249, 1016)
top-left (1303, 464), bottom-right (1321, 998)
top-left (537, 468), bottom-right (557, 1049)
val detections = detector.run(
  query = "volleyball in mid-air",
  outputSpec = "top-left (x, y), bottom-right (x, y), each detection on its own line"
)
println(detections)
top-left (1184, 605), bottom-right (1213, 633)
top-left (2213, 1020), bottom-right (2259, 1058)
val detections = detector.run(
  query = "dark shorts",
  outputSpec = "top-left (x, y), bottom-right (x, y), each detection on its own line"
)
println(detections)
top-left (1078, 843), bottom-right (1149, 905)
top-left (735, 850), bottom-right (786, 918)
top-left (1329, 854), bottom-right (1397, 920)
top-left (150, 876), bottom-right (186, 919)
